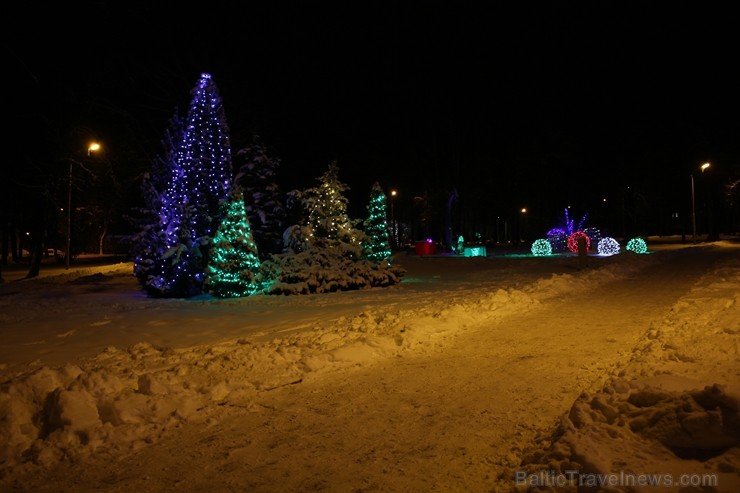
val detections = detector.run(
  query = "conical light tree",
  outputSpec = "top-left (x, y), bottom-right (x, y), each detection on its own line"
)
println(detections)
top-left (143, 72), bottom-right (234, 297)
top-left (305, 161), bottom-right (361, 247)
top-left (362, 182), bottom-right (392, 263)
top-left (204, 186), bottom-right (261, 298)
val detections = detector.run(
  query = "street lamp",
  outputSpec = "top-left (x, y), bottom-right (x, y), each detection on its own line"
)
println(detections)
top-left (520, 208), bottom-right (528, 244)
top-left (390, 190), bottom-right (397, 248)
top-left (691, 162), bottom-right (710, 244)
top-left (66, 142), bottom-right (101, 269)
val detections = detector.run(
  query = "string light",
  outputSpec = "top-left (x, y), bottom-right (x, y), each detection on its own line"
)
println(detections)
top-left (626, 237), bottom-right (648, 254)
top-left (205, 187), bottom-right (262, 298)
top-left (597, 237), bottom-right (620, 256)
top-left (531, 238), bottom-right (552, 256)
top-left (137, 72), bottom-right (233, 297)
top-left (362, 182), bottom-right (392, 263)
top-left (567, 231), bottom-right (590, 253)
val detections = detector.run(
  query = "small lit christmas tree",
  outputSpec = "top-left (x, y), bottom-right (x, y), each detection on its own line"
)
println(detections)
top-left (362, 182), bottom-right (392, 263)
top-left (204, 186), bottom-right (261, 298)
top-left (285, 161), bottom-right (363, 252)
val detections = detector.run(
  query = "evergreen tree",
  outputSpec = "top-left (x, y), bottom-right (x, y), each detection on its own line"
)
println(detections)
top-left (164, 72), bottom-right (233, 244)
top-left (362, 182), bottom-right (392, 263)
top-left (263, 162), bottom-right (405, 295)
top-left (286, 161), bottom-right (363, 252)
top-left (204, 186), bottom-right (261, 298)
top-left (132, 109), bottom-right (183, 289)
top-left (234, 135), bottom-right (285, 258)
top-left (137, 72), bottom-right (234, 297)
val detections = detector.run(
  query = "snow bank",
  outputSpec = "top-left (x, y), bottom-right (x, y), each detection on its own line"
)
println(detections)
top-left (516, 253), bottom-right (740, 493)
top-left (518, 381), bottom-right (740, 492)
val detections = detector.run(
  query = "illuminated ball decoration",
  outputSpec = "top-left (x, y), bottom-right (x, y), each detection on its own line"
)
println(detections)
top-left (546, 229), bottom-right (568, 253)
top-left (531, 238), bottom-right (552, 256)
top-left (597, 237), bottom-right (620, 256)
top-left (626, 237), bottom-right (648, 254)
top-left (567, 231), bottom-right (590, 253)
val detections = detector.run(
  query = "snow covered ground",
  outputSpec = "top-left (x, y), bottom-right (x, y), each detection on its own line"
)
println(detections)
top-left (1, 239), bottom-right (739, 492)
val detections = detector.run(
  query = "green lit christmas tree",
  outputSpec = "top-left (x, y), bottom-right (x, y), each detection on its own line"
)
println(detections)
top-left (204, 186), bottom-right (261, 298)
top-left (362, 182), bottom-right (392, 263)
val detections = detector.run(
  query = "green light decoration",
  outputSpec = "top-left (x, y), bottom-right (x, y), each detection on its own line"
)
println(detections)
top-left (204, 187), bottom-right (262, 298)
top-left (626, 237), bottom-right (648, 254)
top-left (362, 182), bottom-right (392, 263)
top-left (597, 237), bottom-right (620, 256)
top-left (463, 246), bottom-right (486, 257)
top-left (531, 238), bottom-right (552, 256)
top-left (456, 235), bottom-right (465, 254)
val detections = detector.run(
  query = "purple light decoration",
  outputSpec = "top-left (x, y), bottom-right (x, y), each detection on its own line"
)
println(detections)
top-left (150, 72), bottom-right (234, 296)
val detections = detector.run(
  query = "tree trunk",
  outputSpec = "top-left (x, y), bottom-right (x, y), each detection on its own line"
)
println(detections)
top-left (11, 225), bottom-right (20, 263)
top-left (99, 221), bottom-right (108, 255)
top-left (25, 233), bottom-right (43, 279)
top-left (1, 217), bottom-right (8, 265)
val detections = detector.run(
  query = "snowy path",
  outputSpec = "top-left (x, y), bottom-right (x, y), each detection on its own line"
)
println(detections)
top-left (5, 245), bottom-right (737, 492)
top-left (0, 253), bottom-right (589, 370)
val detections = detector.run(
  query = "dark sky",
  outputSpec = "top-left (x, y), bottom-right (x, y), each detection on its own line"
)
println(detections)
top-left (5, 1), bottom-right (739, 235)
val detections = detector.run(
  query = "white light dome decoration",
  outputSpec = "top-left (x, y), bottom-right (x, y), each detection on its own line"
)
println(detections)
top-left (597, 237), bottom-right (620, 256)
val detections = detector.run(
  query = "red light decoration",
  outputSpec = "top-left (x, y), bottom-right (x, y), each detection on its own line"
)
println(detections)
top-left (567, 231), bottom-right (590, 253)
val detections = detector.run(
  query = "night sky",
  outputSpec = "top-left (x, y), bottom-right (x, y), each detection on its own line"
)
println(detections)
top-left (5, 1), bottom-right (739, 243)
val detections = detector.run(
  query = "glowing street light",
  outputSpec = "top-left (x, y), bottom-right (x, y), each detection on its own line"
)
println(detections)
top-left (691, 162), bottom-right (710, 244)
top-left (519, 208), bottom-right (528, 244)
top-left (66, 142), bottom-right (101, 269)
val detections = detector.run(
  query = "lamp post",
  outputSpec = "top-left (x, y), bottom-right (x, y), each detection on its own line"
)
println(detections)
top-left (690, 162), bottom-right (710, 244)
top-left (390, 190), bottom-right (397, 248)
top-left (520, 208), bottom-right (527, 244)
top-left (66, 142), bottom-right (101, 269)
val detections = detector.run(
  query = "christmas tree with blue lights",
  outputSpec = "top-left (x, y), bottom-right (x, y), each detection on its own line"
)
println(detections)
top-left (137, 73), bottom-right (233, 297)
top-left (132, 110), bottom-right (183, 289)
top-left (362, 182), bottom-right (392, 263)
top-left (204, 186), bottom-right (261, 298)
